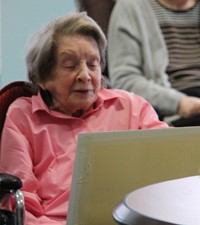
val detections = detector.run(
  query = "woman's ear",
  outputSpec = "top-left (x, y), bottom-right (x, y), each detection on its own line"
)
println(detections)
top-left (38, 82), bottom-right (47, 90)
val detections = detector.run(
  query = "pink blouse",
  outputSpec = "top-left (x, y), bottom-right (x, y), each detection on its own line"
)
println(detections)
top-left (0, 88), bottom-right (168, 225)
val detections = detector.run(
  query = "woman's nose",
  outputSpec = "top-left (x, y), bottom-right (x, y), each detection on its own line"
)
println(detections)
top-left (76, 63), bottom-right (91, 82)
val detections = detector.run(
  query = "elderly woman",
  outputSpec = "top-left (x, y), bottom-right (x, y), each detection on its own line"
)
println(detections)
top-left (0, 12), bottom-right (168, 225)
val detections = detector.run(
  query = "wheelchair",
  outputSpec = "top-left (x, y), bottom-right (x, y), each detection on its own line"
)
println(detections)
top-left (0, 173), bottom-right (24, 225)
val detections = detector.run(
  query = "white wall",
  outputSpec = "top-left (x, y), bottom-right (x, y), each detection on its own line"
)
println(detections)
top-left (0, 0), bottom-right (76, 87)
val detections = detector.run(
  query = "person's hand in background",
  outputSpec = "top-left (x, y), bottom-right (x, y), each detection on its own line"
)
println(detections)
top-left (178, 96), bottom-right (200, 118)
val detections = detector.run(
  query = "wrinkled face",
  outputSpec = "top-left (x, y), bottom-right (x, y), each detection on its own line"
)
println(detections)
top-left (39, 34), bottom-right (102, 116)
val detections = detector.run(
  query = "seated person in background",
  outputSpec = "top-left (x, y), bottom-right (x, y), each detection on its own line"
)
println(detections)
top-left (0, 12), bottom-right (168, 225)
top-left (75, 0), bottom-right (116, 36)
top-left (108, 0), bottom-right (200, 123)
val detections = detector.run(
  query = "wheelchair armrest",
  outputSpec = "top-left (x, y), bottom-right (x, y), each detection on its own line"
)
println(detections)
top-left (0, 173), bottom-right (22, 191)
top-left (0, 173), bottom-right (24, 225)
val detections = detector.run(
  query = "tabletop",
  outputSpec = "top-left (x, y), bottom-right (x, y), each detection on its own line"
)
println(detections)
top-left (113, 176), bottom-right (200, 225)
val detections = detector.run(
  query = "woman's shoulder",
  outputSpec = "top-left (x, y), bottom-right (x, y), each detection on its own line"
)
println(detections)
top-left (9, 96), bottom-right (32, 111)
top-left (100, 88), bottom-right (145, 102)
top-left (6, 96), bottom-right (35, 122)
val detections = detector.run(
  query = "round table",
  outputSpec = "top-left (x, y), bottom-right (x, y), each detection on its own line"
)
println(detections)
top-left (113, 176), bottom-right (200, 225)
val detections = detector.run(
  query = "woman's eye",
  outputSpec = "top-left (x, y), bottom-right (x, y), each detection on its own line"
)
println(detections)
top-left (89, 64), bottom-right (97, 67)
top-left (61, 59), bottom-right (76, 69)
top-left (66, 65), bottom-right (76, 69)
top-left (88, 60), bottom-right (99, 68)
top-left (63, 63), bottom-right (76, 70)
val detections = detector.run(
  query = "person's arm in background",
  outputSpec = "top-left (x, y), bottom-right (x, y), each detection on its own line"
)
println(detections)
top-left (107, 0), bottom-right (200, 118)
